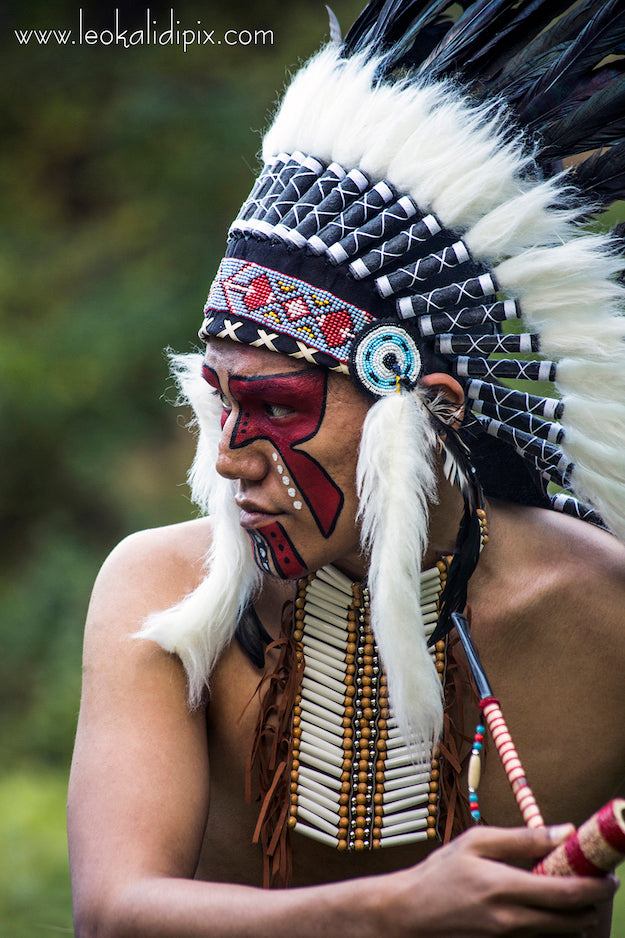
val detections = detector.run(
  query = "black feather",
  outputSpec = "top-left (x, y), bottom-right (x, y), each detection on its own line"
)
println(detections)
top-left (570, 140), bottom-right (625, 205)
top-left (495, 0), bottom-right (608, 93)
top-left (460, 0), bottom-right (574, 83)
top-left (539, 74), bottom-right (625, 160)
top-left (516, 0), bottom-right (625, 129)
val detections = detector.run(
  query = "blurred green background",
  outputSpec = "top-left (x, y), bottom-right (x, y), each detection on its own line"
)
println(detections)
top-left (1, 1), bottom-right (624, 935)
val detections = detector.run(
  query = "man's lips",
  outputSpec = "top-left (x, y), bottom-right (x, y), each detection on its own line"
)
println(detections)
top-left (236, 498), bottom-right (282, 529)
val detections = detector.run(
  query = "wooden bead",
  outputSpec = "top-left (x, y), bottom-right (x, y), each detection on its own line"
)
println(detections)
top-left (427, 816), bottom-right (437, 828)
top-left (288, 816), bottom-right (297, 829)
top-left (337, 839), bottom-right (348, 851)
top-left (427, 827), bottom-right (437, 839)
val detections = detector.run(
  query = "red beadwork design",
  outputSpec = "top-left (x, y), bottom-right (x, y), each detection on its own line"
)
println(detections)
top-left (204, 258), bottom-right (375, 364)
top-left (243, 275), bottom-right (275, 310)
top-left (320, 309), bottom-right (354, 348)
top-left (284, 297), bottom-right (310, 321)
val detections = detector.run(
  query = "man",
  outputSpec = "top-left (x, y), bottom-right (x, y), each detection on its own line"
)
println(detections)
top-left (68, 2), bottom-right (625, 935)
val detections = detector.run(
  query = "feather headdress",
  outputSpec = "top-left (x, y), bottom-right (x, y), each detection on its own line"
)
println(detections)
top-left (143, 1), bottom-right (625, 726)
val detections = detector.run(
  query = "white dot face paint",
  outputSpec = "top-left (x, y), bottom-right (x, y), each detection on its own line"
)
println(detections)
top-left (282, 476), bottom-right (290, 485)
top-left (294, 501), bottom-right (303, 510)
top-left (288, 488), bottom-right (296, 497)
top-left (272, 452), bottom-right (279, 462)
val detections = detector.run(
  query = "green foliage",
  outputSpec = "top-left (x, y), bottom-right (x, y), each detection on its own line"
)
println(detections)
top-left (0, 771), bottom-right (72, 936)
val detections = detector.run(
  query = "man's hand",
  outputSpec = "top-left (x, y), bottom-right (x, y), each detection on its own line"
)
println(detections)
top-left (372, 825), bottom-right (618, 937)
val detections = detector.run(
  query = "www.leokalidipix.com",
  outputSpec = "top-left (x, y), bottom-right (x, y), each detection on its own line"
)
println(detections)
top-left (14, 8), bottom-right (275, 52)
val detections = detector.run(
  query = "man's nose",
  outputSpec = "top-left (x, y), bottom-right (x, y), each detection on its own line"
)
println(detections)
top-left (215, 418), bottom-right (268, 482)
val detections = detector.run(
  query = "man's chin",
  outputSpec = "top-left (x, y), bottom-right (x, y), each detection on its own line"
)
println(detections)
top-left (246, 524), bottom-right (307, 579)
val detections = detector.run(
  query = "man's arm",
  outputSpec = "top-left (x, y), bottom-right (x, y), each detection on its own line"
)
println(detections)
top-left (67, 525), bottom-right (617, 938)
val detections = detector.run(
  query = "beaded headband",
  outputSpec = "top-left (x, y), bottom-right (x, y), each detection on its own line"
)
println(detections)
top-left (200, 1), bottom-right (625, 546)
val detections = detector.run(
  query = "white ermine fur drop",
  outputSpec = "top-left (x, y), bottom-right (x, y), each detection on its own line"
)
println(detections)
top-left (137, 353), bottom-right (260, 707)
top-left (357, 388), bottom-right (443, 748)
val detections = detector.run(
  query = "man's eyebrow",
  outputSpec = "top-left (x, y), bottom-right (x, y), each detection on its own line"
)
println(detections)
top-left (228, 369), bottom-right (319, 384)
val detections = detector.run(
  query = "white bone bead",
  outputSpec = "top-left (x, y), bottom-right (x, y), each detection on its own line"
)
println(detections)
top-left (303, 618), bottom-right (348, 651)
top-left (297, 792), bottom-right (340, 826)
top-left (299, 695), bottom-right (345, 729)
top-left (316, 565), bottom-right (354, 596)
top-left (296, 773), bottom-right (341, 804)
top-left (302, 676), bottom-right (345, 707)
top-left (299, 764), bottom-right (342, 793)
top-left (379, 829), bottom-right (429, 847)
top-left (385, 758), bottom-right (432, 781)
top-left (304, 589), bottom-right (351, 618)
top-left (382, 789), bottom-right (430, 815)
top-left (298, 749), bottom-right (342, 777)
top-left (420, 566), bottom-right (442, 584)
top-left (385, 747), bottom-right (432, 770)
top-left (299, 739), bottom-right (344, 769)
top-left (468, 752), bottom-right (482, 790)
top-left (381, 806), bottom-right (429, 829)
top-left (301, 686), bottom-right (345, 717)
top-left (304, 600), bottom-right (351, 624)
top-left (300, 717), bottom-right (344, 746)
top-left (299, 647), bottom-right (346, 680)
top-left (383, 771), bottom-right (432, 791)
top-left (293, 819), bottom-right (338, 845)
top-left (382, 782), bottom-right (431, 805)
top-left (301, 634), bottom-right (345, 664)
top-left (307, 579), bottom-right (352, 608)
top-left (303, 600), bottom-right (350, 631)
top-left (296, 807), bottom-right (339, 839)
top-left (303, 665), bottom-right (348, 697)
top-left (421, 601), bottom-right (438, 616)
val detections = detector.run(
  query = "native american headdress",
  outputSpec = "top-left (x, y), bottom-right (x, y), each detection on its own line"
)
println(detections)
top-left (141, 0), bottom-right (625, 744)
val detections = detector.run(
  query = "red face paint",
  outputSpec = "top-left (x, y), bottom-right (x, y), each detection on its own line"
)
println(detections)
top-left (248, 522), bottom-right (306, 578)
top-left (203, 363), bottom-right (344, 538)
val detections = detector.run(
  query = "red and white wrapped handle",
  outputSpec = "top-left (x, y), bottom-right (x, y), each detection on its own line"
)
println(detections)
top-left (533, 799), bottom-right (625, 876)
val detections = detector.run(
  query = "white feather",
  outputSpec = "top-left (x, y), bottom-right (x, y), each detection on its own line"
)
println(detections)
top-left (357, 389), bottom-right (443, 748)
top-left (263, 49), bottom-right (532, 233)
top-left (136, 352), bottom-right (261, 706)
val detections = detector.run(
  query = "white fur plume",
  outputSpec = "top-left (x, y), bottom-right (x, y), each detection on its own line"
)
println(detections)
top-left (137, 352), bottom-right (260, 706)
top-left (357, 388), bottom-right (443, 748)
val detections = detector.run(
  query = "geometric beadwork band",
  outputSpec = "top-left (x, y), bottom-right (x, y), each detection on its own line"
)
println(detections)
top-left (200, 257), bottom-right (376, 367)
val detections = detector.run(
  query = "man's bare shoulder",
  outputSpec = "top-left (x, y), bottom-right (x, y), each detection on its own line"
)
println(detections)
top-left (483, 500), bottom-right (625, 642)
top-left (88, 518), bottom-right (214, 633)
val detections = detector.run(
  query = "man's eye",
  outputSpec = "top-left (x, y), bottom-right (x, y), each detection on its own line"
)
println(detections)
top-left (265, 402), bottom-right (294, 418)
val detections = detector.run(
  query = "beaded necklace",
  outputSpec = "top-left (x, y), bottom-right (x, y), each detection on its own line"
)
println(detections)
top-left (288, 562), bottom-right (448, 851)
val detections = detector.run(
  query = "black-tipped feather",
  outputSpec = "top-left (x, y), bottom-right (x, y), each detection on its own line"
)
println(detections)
top-left (517, 1), bottom-right (625, 128)
top-left (539, 74), bottom-right (625, 159)
top-left (570, 141), bottom-right (625, 205)
top-left (339, 1), bottom-right (625, 220)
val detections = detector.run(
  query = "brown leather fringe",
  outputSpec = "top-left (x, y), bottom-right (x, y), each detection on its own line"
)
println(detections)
top-left (245, 601), bottom-right (304, 888)
top-left (438, 620), bottom-right (487, 842)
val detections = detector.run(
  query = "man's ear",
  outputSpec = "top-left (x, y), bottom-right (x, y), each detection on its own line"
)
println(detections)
top-left (420, 373), bottom-right (465, 428)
